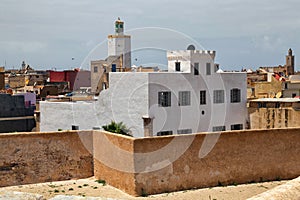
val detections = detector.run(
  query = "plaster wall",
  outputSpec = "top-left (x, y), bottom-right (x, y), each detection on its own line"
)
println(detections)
top-left (93, 128), bottom-right (300, 196)
top-left (40, 72), bottom-right (149, 137)
top-left (248, 107), bottom-right (300, 129)
top-left (148, 72), bottom-right (247, 135)
top-left (108, 36), bottom-right (131, 68)
top-left (0, 131), bottom-right (93, 187)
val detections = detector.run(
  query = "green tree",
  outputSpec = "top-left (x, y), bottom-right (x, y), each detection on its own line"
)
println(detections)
top-left (102, 121), bottom-right (132, 137)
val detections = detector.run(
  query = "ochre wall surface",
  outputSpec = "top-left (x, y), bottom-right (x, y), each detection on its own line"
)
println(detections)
top-left (93, 131), bottom-right (136, 194)
top-left (1, 129), bottom-right (299, 197)
top-left (249, 107), bottom-right (300, 129)
top-left (0, 131), bottom-right (93, 187)
top-left (94, 129), bottom-right (300, 196)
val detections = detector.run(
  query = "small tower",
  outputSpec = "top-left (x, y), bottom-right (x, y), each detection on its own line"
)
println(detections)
top-left (115, 17), bottom-right (124, 35)
top-left (286, 48), bottom-right (295, 75)
top-left (108, 18), bottom-right (131, 68)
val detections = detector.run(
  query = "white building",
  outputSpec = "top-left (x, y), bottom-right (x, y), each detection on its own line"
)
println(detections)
top-left (40, 47), bottom-right (247, 137)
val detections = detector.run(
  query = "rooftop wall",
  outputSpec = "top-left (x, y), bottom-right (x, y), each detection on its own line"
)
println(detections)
top-left (94, 128), bottom-right (300, 196)
top-left (0, 131), bottom-right (93, 187)
top-left (0, 128), bottom-right (299, 197)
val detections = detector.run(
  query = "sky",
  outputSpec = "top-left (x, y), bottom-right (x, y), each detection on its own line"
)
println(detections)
top-left (0, 0), bottom-right (300, 71)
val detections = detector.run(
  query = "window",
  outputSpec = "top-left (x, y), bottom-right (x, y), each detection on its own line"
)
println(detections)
top-left (177, 129), bottom-right (192, 134)
top-left (213, 90), bottom-right (224, 104)
top-left (214, 64), bottom-right (219, 72)
top-left (178, 91), bottom-right (191, 106)
top-left (206, 63), bottom-right (211, 75)
top-left (200, 90), bottom-right (206, 105)
top-left (292, 93), bottom-right (297, 98)
top-left (213, 126), bottom-right (226, 132)
top-left (230, 88), bottom-right (241, 103)
top-left (258, 102), bottom-right (266, 108)
top-left (94, 66), bottom-right (98, 73)
top-left (194, 63), bottom-right (199, 75)
top-left (157, 130), bottom-right (173, 136)
top-left (175, 62), bottom-right (181, 72)
top-left (112, 64), bottom-right (116, 72)
top-left (284, 83), bottom-right (288, 89)
top-left (158, 91), bottom-right (171, 107)
top-left (231, 124), bottom-right (243, 130)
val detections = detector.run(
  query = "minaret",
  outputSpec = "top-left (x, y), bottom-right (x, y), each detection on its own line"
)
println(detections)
top-left (286, 48), bottom-right (295, 75)
top-left (107, 18), bottom-right (131, 68)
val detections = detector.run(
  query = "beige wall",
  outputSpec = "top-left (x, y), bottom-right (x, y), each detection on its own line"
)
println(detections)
top-left (248, 104), bottom-right (300, 129)
top-left (8, 75), bottom-right (25, 88)
top-left (0, 131), bottom-right (93, 187)
top-left (93, 131), bottom-right (136, 193)
top-left (248, 76), bottom-right (282, 98)
top-left (94, 129), bottom-right (300, 196)
top-left (1, 129), bottom-right (299, 197)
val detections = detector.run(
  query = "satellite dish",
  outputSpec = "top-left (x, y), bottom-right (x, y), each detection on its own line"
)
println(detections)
top-left (187, 44), bottom-right (196, 50)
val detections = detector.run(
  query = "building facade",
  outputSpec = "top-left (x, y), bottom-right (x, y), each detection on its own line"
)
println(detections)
top-left (282, 75), bottom-right (300, 98)
top-left (49, 69), bottom-right (91, 92)
top-left (249, 98), bottom-right (300, 129)
top-left (41, 48), bottom-right (247, 137)
top-left (0, 94), bottom-right (35, 133)
top-left (247, 72), bottom-right (283, 99)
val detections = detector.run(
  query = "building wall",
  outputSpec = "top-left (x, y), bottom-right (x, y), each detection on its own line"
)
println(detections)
top-left (72, 70), bottom-right (91, 91)
top-left (0, 94), bottom-right (35, 133)
top-left (8, 75), bottom-right (25, 88)
top-left (0, 131), bottom-right (93, 187)
top-left (50, 70), bottom-right (90, 91)
top-left (41, 69), bottom-right (246, 137)
top-left (108, 35), bottom-right (131, 68)
top-left (282, 82), bottom-right (300, 97)
top-left (148, 72), bottom-right (247, 135)
top-left (0, 129), bottom-right (299, 196)
top-left (248, 103), bottom-right (300, 129)
top-left (94, 129), bottom-right (300, 196)
top-left (91, 60), bottom-right (106, 93)
top-left (40, 73), bottom-right (149, 137)
top-left (40, 101), bottom-right (96, 131)
top-left (249, 76), bottom-right (283, 98)
top-left (167, 50), bottom-right (192, 73)
top-left (25, 74), bottom-right (48, 86)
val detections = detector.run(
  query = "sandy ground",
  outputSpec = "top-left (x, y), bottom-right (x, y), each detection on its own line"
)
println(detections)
top-left (0, 177), bottom-right (287, 200)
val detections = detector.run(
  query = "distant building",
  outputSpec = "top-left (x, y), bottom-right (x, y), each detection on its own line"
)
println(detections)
top-left (91, 18), bottom-right (131, 95)
top-left (247, 71), bottom-right (284, 99)
top-left (249, 98), bottom-right (300, 129)
top-left (91, 55), bottom-right (123, 94)
top-left (282, 75), bottom-right (300, 98)
top-left (8, 74), bottom-right (25, 88)
top-left (0, 94), bottom-right (35, 133)
top-left (49, 69), bottom-right (91, 92)
top-left (259, 48), bottom-right (295, 76)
